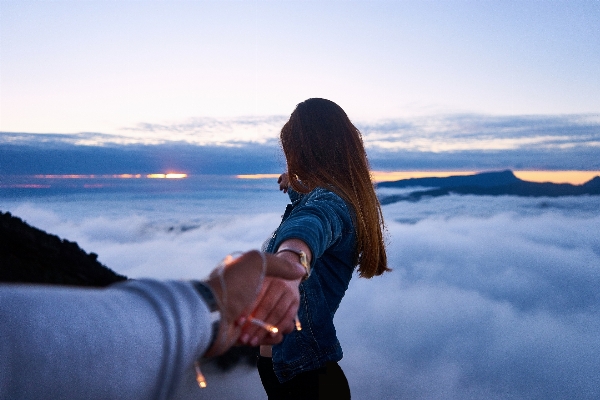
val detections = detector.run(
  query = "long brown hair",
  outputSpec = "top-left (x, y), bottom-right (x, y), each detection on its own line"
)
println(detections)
top-left (280, 98), bottom-right (389, 278)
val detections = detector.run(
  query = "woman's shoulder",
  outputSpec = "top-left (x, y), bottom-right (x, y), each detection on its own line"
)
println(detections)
top-left (304, 187), bottom-right (349, 211)
top-left (306, 186), bottom-right (338, 199)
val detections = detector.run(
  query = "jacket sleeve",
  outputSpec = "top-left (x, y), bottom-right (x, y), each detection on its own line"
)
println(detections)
top-left (273, 189), bottom-right (350, 268)
top-left (0, 279), bottom-right (213, 400)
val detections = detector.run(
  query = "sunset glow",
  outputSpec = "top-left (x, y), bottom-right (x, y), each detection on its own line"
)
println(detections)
top-left (236, 171), bottom-right (600, 186)
top-left (146, 174), bottom-right (188, 179)
top-left (30, 173), bottom-right (187, 180)
top-left (33, 174), bottom-right (142, 179)
top-left (371, 170), bottom-right (600, 185)
top-left (512, 171), bottom-right (600, 185)
top-left (236, 174), bottom-right (280, 180)
top-left (370, 171), bottom-right (477, 183)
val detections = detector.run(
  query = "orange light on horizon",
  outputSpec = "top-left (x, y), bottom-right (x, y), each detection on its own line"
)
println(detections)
top-left (237, 170), bottom-right (600, 185)
top-left (370, 171), bottom-right (477, 183)
top-left (114, 174), bottom-right (142, 179)
top-left (31, 173), bottom-right (186, 179)
top-left (33, 174), bottom-right (143, 179)
top-left (167, 173), bottom-right (187, 179)
top-left (34, 174), bottom-right (98, 179)
top-left (371, 170), bottom-right (599, 185)
top-left (236, 174), bottom-right (280, 179)
top-left (512, 171), bottom-right (600, 185)
top-left (146, 173), bottom-right (188, 179)
top-left (24, 171), bottom-right (599, 185)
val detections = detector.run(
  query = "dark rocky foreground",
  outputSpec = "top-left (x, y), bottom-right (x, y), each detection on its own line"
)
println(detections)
top-left (377, 170), bottom-right (600, 205)
top-left (0, 210), bottom-right (255, 370)
top-left (0, 211), bottom-right (127, 286)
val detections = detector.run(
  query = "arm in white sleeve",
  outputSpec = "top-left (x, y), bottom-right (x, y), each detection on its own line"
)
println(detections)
top-left (0, 279), bottom-right (213, 400)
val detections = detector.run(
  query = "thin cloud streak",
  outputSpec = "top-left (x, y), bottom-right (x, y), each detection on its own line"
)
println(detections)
top-left (359, 114), bottom-right (600, 152)
top-left (3, 114), bottom-right (598, 153)
top-left (120, 116), bottom-right (288, 146)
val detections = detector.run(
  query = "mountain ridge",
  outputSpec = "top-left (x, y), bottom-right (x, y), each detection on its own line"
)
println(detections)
top-left (377, 170), bottom-right (600, 204)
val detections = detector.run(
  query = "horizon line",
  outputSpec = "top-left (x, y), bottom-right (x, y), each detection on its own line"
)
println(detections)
top-left (235, 170), bottom-right (600, 185)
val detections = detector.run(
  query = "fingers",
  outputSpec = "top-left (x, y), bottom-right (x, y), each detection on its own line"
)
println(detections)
top-left (259, 285), bottom-right (297, 334)
top-left (238, 276), bottom-right (299, 347)
top-left (249, 300), bottom-right (297, 346)
top-left (238, 278), bottom-right (284, 346)
top-left (278, 172), bottom-right (289, 193)
top-left (238, 283), bottom-right (272, 345)
top-left (265, 299), bottom-right (298, 336)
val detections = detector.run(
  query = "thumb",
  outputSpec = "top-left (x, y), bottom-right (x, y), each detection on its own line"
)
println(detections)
top-left (264, 253), bottom-right (307, 281)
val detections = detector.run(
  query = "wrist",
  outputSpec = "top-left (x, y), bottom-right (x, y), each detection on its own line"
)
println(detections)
top-left (276, 248), bottom-right (311, 281)
top-left (190, 280), bottom-right (222, 355)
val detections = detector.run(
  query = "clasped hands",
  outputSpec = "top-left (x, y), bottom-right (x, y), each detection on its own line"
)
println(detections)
top-left (203, 250), bottom-right (304, 357)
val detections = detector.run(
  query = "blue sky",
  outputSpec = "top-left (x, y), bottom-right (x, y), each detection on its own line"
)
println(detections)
top-left (1, 0), bottom-right (599, 138)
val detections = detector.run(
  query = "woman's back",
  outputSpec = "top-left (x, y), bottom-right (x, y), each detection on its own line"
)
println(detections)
top-left (256, 98), bottom-right (389, 399)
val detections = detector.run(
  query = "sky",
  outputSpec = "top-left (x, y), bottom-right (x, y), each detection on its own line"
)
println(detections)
top-left (2, 3), bottom-right (600, 397)
top-left (1, 0), bottom-right (600, 138)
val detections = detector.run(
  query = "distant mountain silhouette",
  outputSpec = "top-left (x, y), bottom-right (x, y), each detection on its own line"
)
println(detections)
top-left (583, 176), bottom-right (600, 188)
top-left (378, 170), bottom-right (521, 189)
top-left (377, 170), bottom-right (600, 205)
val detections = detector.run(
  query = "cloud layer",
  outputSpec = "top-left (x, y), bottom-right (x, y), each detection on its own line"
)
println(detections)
top-left (338, 200), bottom-right (600, 399)
top-left (2, 193), bottom-right (599, 399)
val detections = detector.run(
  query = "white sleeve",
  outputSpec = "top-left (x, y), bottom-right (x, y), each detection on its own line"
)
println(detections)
top-left (0, 279), bottom-right (213, 400)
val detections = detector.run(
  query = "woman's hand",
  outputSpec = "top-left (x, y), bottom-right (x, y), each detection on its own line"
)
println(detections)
top-left (238, 239), bottom-right (312, 348)
top-left (238, 275), bottom-right (302, 347)
top-left (278, 172), bottom-right (290, 193)
top-left (203, 250), bottom-right (305, 357)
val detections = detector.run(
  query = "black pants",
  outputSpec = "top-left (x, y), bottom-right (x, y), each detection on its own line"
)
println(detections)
top-left (257, 356), bottom-right (351, 400)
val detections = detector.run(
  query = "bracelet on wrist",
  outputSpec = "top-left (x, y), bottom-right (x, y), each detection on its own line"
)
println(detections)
top-left (276, 248), bottom-right (311, 281)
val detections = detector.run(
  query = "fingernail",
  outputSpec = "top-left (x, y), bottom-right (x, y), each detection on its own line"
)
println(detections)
top-left (241, 334), bottom-right (250, 344)
top-left (250, 336), bottom-right (259, 346)
top-left (236, 317), bottom-right (247, 326)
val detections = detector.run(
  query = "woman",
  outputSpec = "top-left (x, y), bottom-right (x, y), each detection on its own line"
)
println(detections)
top-left (243, 98), bottom-right (389, 399)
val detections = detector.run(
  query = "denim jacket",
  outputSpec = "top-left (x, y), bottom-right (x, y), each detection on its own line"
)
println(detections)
top-left (264, 186), bottom-right (357, 382)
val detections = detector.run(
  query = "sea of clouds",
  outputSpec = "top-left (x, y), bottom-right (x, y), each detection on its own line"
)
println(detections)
top-left (2, 191), bottom-right (599, 399)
